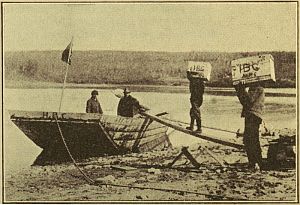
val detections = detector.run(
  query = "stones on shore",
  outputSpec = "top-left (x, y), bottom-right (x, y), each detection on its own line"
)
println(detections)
top-left (147, 168), bottom-right (161, 175)
top-left (111, 165), bottom-right (137, 172)
top-left (84, 165), bottom-right (98, 169)
top-left (5, 127), bottom-right (297, 201)
top-left (95, 175), bottom-right (116, 184)
top-left (136, 194), bottom-right (148, 200)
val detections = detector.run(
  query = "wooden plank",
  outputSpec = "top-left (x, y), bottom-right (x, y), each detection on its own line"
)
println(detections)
top-left (132, 118), bottom-right (152, 151)
top-left (10, 110), bottom-right (102, 121)
top-left (109, 132), bottom-right (136, 141)
top-left (106, 122), bottom-right (167, 143)
top-left (146, 120), bottom-right (167, 130)
top-left (101, 115), bottom-right (142, 126)
top-left (98, 122), bottom-right (119, 151)
top-left (111, 165), bottom-right (137, 171)
top-left (138, 131), bottom-right (168, 144)
top-left (168, 151), bottom-right (185, 167)
top-left (141, 112), bottom-right (244, 150)
top-left (105, 125), bottom-right (166, 133)
top-left (143, 127), bottom-right (168, 138)
top-left (112, 136), bottom-right (136, 141)
top-left (101, 116), bottom-right (145, 132)
top-left (138, 135), bottom-right (169, 152)
top-left (112, 130), bottom-right (167, 144)
top-left (181, 147), bottom-right (201, 168)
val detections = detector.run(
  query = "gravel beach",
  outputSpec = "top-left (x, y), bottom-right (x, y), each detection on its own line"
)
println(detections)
top-left (4, 129), bottom-right (296, 202)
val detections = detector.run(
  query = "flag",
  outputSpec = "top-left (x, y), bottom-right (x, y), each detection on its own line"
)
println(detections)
top-left (61, 39), bottom-right (73, 65)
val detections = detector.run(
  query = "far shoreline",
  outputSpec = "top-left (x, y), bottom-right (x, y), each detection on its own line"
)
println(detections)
top-left (4, 80), bottom-right (296, 97)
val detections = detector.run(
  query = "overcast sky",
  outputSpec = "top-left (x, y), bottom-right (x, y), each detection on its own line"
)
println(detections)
top-left (3, 2), bottom-right (297, 52)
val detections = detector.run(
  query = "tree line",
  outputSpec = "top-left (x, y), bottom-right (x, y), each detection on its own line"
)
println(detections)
top-left (5, 50), bottom-right (296, 87)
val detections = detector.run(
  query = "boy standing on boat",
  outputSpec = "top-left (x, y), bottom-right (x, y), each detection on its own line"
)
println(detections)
top-left (186, 71), bottom-right (205, 133)
top-left (86, 90), bottom-right (103, 114)
top-left (117, 88), bottom-right (147, 117)
top-left (234, 83), bottom-right (265, 170)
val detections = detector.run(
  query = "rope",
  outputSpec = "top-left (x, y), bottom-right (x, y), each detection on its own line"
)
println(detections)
top-left (92, 182), bottom-right (244, 200)
top-left (162, 117), bottom-right (238, 135)
top-left (54, 114), bottom-right (241, 200)
top-left (54, 115), bottom-right (95, 184)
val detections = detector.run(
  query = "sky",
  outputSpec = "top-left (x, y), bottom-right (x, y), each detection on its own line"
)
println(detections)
top-left (3, 2), bottom-right (297, 52)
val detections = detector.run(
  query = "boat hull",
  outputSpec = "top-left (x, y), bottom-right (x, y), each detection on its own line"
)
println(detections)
top-left (9, 111), bottom-right (171, 165)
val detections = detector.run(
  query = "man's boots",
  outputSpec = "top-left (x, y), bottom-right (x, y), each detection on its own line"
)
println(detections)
top-left (195, 120), bottom-right (202, 133)
top-left (186, 119), bottom-right (195, 131)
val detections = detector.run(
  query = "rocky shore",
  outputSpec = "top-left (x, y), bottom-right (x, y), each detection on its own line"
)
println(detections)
top-left (4, 129), bottom-right (296, 202)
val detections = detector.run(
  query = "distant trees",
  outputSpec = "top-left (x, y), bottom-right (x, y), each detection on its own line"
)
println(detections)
top-left (18, 59), bottom-right (38, 77)
top-left (4, 50), bottom-right (296, 88)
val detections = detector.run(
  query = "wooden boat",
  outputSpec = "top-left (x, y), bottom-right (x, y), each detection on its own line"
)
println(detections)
top-left (9, 110), bottom-right (172, 165)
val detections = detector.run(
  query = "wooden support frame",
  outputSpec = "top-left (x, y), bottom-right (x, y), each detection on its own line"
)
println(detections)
top-left (168, 146), bottom-right (226, 169)
top-left (132, 117), bottom-right (153, 152)
top-left (98, 122), bottom-right (119, 151)
top-left (168, 147), bottom-right (201, 168)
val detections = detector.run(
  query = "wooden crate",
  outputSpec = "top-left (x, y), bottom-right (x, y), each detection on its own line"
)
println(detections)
top-left (231, 54), bottom-right (276, 85)
top-left (187, 61), bottom-right (212, 81)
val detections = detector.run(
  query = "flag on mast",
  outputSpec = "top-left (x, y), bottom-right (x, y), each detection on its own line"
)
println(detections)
top-left (61, 38), bottom-right (73, 65)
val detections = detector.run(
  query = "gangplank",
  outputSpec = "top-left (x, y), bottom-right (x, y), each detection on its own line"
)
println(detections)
top-left (141, 112), bottom-right (244, 150)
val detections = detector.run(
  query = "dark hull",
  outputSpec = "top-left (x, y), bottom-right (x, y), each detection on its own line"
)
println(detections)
top-left (9, 111), bottom-right (171, 165)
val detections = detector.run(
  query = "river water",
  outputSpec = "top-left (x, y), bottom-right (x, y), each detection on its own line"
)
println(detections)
top-left (3, 88), bottom-right (297, 173)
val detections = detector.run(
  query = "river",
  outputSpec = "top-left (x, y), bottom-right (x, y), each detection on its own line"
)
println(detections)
top-left (3, 88), bottom-right (297, 173)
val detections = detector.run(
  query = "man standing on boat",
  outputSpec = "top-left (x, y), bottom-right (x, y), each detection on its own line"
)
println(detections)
top-left (117, 88), bottom-right (147, 117)
top-left (86, 90), bottom-right (103, 114)
top-left (234, 82), bottom-right (265, 171)
top-left (186, 71), bottom-right (205, 133)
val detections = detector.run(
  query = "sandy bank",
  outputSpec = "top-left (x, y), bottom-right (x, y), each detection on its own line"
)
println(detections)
top-left (4, 129), bottom-right (296, 202)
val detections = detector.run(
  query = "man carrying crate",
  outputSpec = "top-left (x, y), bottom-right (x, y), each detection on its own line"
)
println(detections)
top-left (234, 83), bottom-right (265, 171)
top-left (185, 61), bottom-right (211, 133)
top-left (232, 54), bottom-right (276, 171)
top-left (186, 71), bottom-right (205, 133)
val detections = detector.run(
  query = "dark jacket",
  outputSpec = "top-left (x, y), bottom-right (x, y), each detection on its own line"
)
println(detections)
top-left (187, 71), bottom-right (205, 103)
top-left (117, 95), bottom-right (142, 117)
top-left (86, 98), bottom-right (103, 114)
top-left (235, 85), bottom-right (265, 119)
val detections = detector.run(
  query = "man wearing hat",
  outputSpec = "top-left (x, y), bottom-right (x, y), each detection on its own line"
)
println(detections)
top-left (86, 90), bottom-right (103, 114)
top-left (117, 88), bottom-right (146, 117)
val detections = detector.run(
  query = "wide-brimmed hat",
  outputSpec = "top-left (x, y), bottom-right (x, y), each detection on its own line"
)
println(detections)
top-left (123, 88), bottom-right (131, 94)
top-left (91, 90), bottom-right (98, 95)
